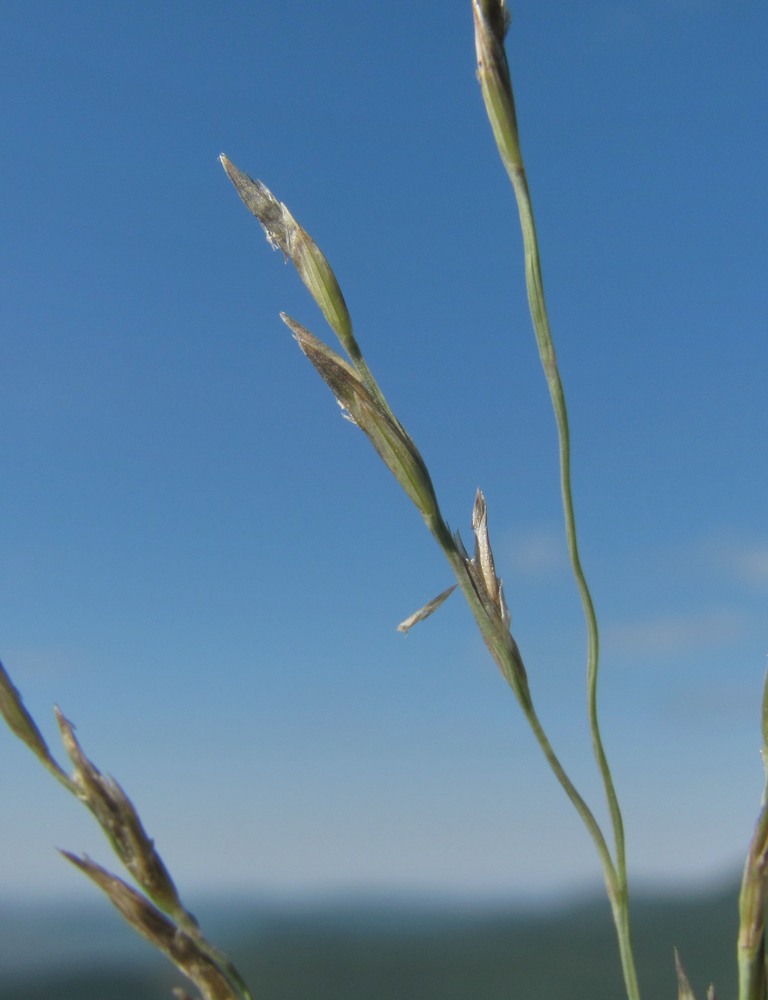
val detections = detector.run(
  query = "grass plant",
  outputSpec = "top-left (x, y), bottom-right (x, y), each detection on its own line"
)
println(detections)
top-left (1, 3), bottom-right (764, 999)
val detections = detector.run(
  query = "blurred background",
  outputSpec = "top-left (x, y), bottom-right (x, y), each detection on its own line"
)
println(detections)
top-left (1, 0), bottom-right (766, 995)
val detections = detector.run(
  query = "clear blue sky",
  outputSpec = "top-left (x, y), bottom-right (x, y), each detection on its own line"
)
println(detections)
top-left (1, 1), bottom-right (766, 906)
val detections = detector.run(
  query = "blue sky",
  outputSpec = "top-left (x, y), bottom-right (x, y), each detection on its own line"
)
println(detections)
top-left (1, 1), bottom-right (766, 907)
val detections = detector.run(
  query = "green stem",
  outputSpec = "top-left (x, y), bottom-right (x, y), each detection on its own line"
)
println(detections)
top-left (737, 671), bottom-right (768, 1000)
top-left (506, 160), bottom-right (639, 1000)
top-left (472, 4), bottom-right (639, 992)
top-left (435, 514), bottom-right (642, 1000)
top-left (524, 696), bottom-right (619, 896)
top-left (514, 170), bottom-right (627, 868)
top-left (430, 519), bottom-right (621, 919)
top-left (739, 833), bottom-right (768, 1000)
top-left (527, 700), bottom-right (641, 1000)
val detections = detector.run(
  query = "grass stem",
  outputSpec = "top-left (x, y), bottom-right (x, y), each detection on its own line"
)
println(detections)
top-left (473, 3), bottom-right (640, 997)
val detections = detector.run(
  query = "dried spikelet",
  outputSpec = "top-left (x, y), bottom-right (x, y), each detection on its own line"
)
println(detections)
top-left (61, 854), bottom-right (244, 1000)
top-left (281, 314), bottom-right (442, 524)
top-left (220, 154), bottom-right (358, 362)
top-left (466, 490), bottom-right (511, 629)
top-left (0, 660), bottom-right (71, 785)
top-left (397, 584), bottom-right (457, 634)
top-left (55, 708), bottom-right (186, 918)
top-left (472, 0), bottom-right (521, 175)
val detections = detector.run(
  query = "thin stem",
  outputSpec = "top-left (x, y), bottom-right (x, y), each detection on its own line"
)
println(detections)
top-left (472, 4), bottom-right (638, 984)
top-left (738, 807), bottom-right (768, 1000)
top-left (737, 671), bottom-right (768, 1000)
top-left (513, 171), bottom-right (627, 867)
top-left (472, 8), bottom-right (632, 927)
top-left (431, 520), bottom-right (620, 904)
top-left (506, 157), bottom-right (639, 1000)
top-left (523, 695), bottom-right (619, 896)
top-left (526, 698), bottom-right (641, 1000)
top-left (432, 514), bottom-right (643, 1000)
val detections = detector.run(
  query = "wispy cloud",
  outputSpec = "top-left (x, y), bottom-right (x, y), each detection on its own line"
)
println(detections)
top-left (718, 542), bottom-right (768, 587)
top-left (651, 534), bottom-right (768, 591)
top-left (606, 607), bottom-right (747, 656)
top-left (502, 526), bottom-right (566, 580)
top-left (694, 535), bottom-right (768, 588)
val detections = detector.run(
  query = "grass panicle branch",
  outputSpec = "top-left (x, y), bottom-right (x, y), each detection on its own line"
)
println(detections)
top-left (55, 707), bottom-right (186, 918)
top-left (61, 853), bottom-right (246, 1000)
top-left (222, 4), bottom-right (642, 998)
top-left (221, 145), bottom-right (629, 951)
top-left (0, 660), bottom-right (251, 1000)
top-left (221, 7), bottom-right (637, 995)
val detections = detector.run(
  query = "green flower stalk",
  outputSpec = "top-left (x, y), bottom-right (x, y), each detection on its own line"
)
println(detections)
top-left (473, 3), bottom-right (639, 999)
